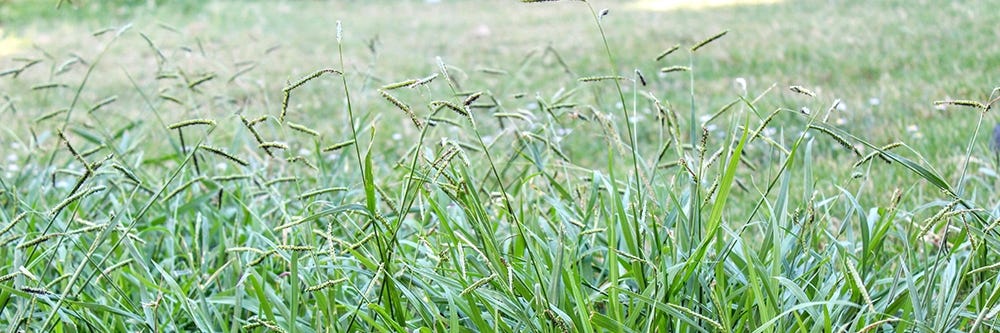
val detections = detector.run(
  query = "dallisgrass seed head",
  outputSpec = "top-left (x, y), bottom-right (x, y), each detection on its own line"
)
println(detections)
top-left (374, 184), bottom-right (400, 216)
top-left (578, 75), bottom-right (624, 82)
top-left (463, 91), bottom-right (484, 106)
top-left (789, 85), bottom-right (816, 97)
top-left (853, 141), bottom-right (902, 167)
top-left (430, 100), bottom-right (469, 117)
top-left (67, 223), bottom-right (106, 235)
top-left (276, 244), bottom-right (313, 252)
top-left (845, 260), bottom-right (876, 312)
top-left (1, 212), bottom-right (27, 237)
top-left (263, 176), bottom-right (298, 187)
top-left (347, 232), bottom-right (375, 251)
top-left (159, 93), bottom-right (185, 106)
top-left (198, 145), bottom-right (249, 167)
top-left (282, 69), bottom-right (343, 94)
top-left (409, 73), bottom-right (439, 88)
top-left (476, 67), bottom-right (508, 75)
top-left (31, 82), bottom-right (70, 91)
top-left (460, 273), bottom-right (497, 296)
top-left (226, 247), bottom-right (268, 255)
top-left (20, 286), bottom-right (55, 297)
top-left (0, 235), bottom-right (21, 247)
top-left (379, 89), bottom-right (424, 128)
top-left (322, 139), bottom-right (356, 152)
top-left (660, 66), bottom-right (691, 73)
top-left (655, 44), bottom-right (681, 61)
top-left (247, 250), bottom-right (277, 267)
top-left (635, 69), bottom-right (647, 86)
top-left (297, 187), bottom-right (348, 200)
top-left (54, 57), bottom-right (81, 75)
top-left (228, 63), bottom-right (257, 83)
top-left (58, 130), bottom-right (92, 172)
top-left (703, 176), bottom-right (721, 205)
top-left (17, 232), bottom-right (65, 249)
top-left (306, 277), bottom-right (348, 292)
top-left (494, 112), bottom-right (532, 122)
top-left (281, 68), bottom-right (342, 122)
top-left (98, 259), bottom-right (133, 280)
top-left (186, 73), bottom-right (215, 90)
top-left (211, 174), bottom-right (250, 182)
top-left (544, 309), bottom-right (571, 333)
top-left (79, 145), bottom-right (105, 159)
top-left (807, 124), bottom-right (862, 156)
top-left (247, 115), bottom-right (268, 127)
top-left (917, 199), bottom-right (960, 239)
top-left (139, 32), bottom-right (166, 63)
top-left (50, 185), bottom-right (107, 217)
top-left (428, 117), bottom-right (463, 128)
top-left (380, 79), bottom-right (419, 90)
top-left (690, 29), bottom-right (728, 52)
top-left (934, 99), bottom-right (987, 110)
top-left (0, 271), bottom-right (19, 283)
top-left (436, 56), bottom-right (462, 91)
top-left (679, 158), bottom-right (698, 183)
top-left (111, 163), bottom-right (141, 184)
top-left (164, 176), bottom-right (206, 202)
top-left (287, 122), bottom-right (320, 137)
top-left (258, 142), bottom-right (289, 151)
top-left (35, 108), bottom-right (69, 123)
top-left (244, 316), bottom-right (287, 333)
top-left (167, 119), bottom-right (216, 130)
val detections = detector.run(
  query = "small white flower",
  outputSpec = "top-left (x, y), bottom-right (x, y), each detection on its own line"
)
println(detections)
top-left (906, 124), bottom-right (919, 133)
top-left (10, 142), bottom-right (21, 149)
top-left (6, 154), bottom-right (16, 163)
top-left (705, 124), bottom-right (718, 132)
top-left (869, 97), bottom-right (880, 106)
top-left (298, 148), bottom-right (311, 156)
top-left (800, 107), bottom-right (811, 115)
top-left (836, 102), bottom-right (847, 111)
top-left (215, 163), bottom-right (227, 171)
top-left (836, 118), bottom-right (847, 125)
top-left (392, 133), bottom-right (403, 141)
top-left (6, 163), bottom-right (19, 172)
top-left (698, 114), bottom-right (712, 123)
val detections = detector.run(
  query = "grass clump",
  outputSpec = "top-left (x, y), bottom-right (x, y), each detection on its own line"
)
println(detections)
top-left (2, 1), bottom-right (1000, 332)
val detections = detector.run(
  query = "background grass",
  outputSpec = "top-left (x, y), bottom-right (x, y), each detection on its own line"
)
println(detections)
top-left (2, 0), bottom-right (999, 331)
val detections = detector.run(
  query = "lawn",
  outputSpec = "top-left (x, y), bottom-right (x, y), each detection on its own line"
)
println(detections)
top-left (1, 0), bottom-right (999, 331)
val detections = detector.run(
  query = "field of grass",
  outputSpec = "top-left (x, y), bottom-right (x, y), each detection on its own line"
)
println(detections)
top-left (2, 0), bottom-right (1000, 331)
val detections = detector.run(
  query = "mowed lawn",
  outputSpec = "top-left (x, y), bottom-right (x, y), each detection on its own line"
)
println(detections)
top-left (2, 0), bottom-right (1000, 331)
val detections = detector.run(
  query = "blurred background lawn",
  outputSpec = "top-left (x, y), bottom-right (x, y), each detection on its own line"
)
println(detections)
top-left (2, 0), bottom-right (999, 198)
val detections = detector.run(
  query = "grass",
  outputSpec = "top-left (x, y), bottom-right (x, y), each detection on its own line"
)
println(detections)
top-left (2, 0), bottom-right (1000, 331)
